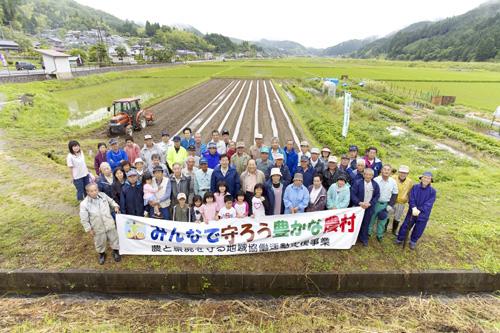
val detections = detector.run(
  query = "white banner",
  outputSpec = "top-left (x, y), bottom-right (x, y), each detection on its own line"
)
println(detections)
top-left (116, 207), bottom-right (364, 255)
top-left (342, 92), bottom-right (352, 138)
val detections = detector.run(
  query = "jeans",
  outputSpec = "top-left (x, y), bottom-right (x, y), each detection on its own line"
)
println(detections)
top-left (73, 175), bottom-right (90, 201)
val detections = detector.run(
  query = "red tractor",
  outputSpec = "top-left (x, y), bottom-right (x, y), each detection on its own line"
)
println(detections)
top-left (107, 98), bottom-right (154, 136)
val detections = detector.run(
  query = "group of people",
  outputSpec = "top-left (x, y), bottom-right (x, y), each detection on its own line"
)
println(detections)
top-left (69, 127), bottom-right (436, 264)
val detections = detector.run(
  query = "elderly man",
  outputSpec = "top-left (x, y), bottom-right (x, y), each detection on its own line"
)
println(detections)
top-left (203, 142), bottom-right (221, 169)
top-left (297, 140), bottom-right (311, 166)
top-left (209, 129), bottom-right (226, 155)
top-left (140, 134), bottom-right (162, 169)
top-left (193, 132), bottom-right (207, 156)
top-left (322, 156), bottom-right (350, 190)
top-left (194, 158), bottom-right (213, 198)
top-left (256, 147), bottom-right (274, 175)
top-left (80, 183), bottom-right (121, 265)
top-left (265, 168), bottom-right (286, 215)
top-left (347, 158), bottom-right (366, 185)
top-left (350, 168), bottom-right (380, 246)
top-left (339, 155), bottom-right (350, 172)
top-left (210, 154), bottom-right (240, 195)
top-left (230, 141), bottom-right (250, 174)
top-left (120, 169), bottom-right (144, 217)
top-left (182, 156), bottom-right (198, 199)
top-left (186, 145), bottom-right (200, 167)
top-left (390, 165), bottom-right (414, 235)
top-left (150, 165), bottom-right (171, 219)
top-left (284, 139), bottom-right (298, 177)
top-left (180, 127), bottom-right (195, 150)
top-left (370, 164), bottom-right (399, 242)
top-left (249, 133), bottom-right (264, 159)
top-left (395, 171), bottom-right (436, 250)
top-left (167, 135), bottom-right (188, 170)
top-left (170, 162), bottom-right (191, 206)
top-left (240, 159), bottom-right (266, 207)
top-left (148, 153), bottom-right (169, 176)
top-left (309, 148), bottom-right (325, 174)
top-left (295, 155), bottom-right (315, 188)
top-left (283, 173), bottom-right (310, 214)
top-left (266, 153), bottom-right (291, 186)
top-left (107, 138), bottom-right (128, 172)
top-left (157, 130), bottom-right (173, 158)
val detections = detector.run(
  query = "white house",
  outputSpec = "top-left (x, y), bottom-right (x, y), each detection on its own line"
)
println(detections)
top-left (36, 49), bottom-right (72, 79)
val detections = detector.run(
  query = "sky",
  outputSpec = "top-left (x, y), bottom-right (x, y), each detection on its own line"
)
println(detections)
top-left (75, 0), bottom-right (489, 48)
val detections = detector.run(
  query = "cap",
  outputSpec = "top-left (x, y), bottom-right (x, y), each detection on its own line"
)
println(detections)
top-left (144, 134), bottom-right (153, 140)
top-left (341, 154), bottom-right (349, 160)
top-left (161, 130), bottom-right (169, 137)
top-left (134, 157), bottom-right (144, 165)
top-left (255, 133), bottom-right (263, 139)
top-left (270, 167), bottom-right (282, 177)
top-left (300, 155), bottom-right (309, 162)
top-left (222, 129), bottom-right (230, 135)
top-left (321, 147), bottom-right (331, 153)
top-left (236, 141), bottom-right (245, 148)
top-left (311, 148), bottom-right (320, 154)
top-left (173, 135), bottom-right (181, 142)
top-left (260, 147), bottom-right (269, 154)
top-left (199, 158), bottom-right (208, 165)
top-left (126, 169), bottom-right (138, 177)
top-left (177, 193), bottom-right (187, 200)
top-left (208, 142), bottom-right (217, 148)
top-left (398, 165), bottom-right (410, 173)
top-left (275, 153), bottom-right (284, 160)
top-left (349, 145), bottom-right (358, 152)
top-left (328, 156), bottom-right (338, 163)
top-left (300, 140), bottom-right (309, 147)
top-left (419, 171), bottom-right (433, 181)
top-left (152, 165), bottom-right (164, 173)
top-left (293, 173), bottom-right (304, 181)
top-left (109, 138), bottom-right (118, 145)
top-left (188, 145), bottom-right (195, 151)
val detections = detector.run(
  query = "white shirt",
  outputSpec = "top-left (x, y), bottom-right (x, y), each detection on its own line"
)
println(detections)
top-left (67, 152), bottom-right (89, 179)
top-left (252, 197), bottom-right (266, 219)
top-left (218, 206), bottom-right (236, 219)
top-left (309, 186), bottom-right (322, 204)
top-left (210, 140), bottom-right (226, 155)
top-left (363, 180), bottom-right (374, 204)
top-left (374, 176), bottom-right (398, 202)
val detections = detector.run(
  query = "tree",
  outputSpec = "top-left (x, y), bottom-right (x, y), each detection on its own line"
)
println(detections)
top-left (69, 48), bottom-right (88, 62)
top-left (475, 37), bottom-right (497, 61)
top-left (115, 45), bottom-right (128, 60)
top-left (1, 0), bottom-right (19, 25)
top-left (88, 43), bottom-right (109, 64)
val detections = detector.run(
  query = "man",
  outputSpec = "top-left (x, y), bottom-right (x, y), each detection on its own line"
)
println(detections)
top-left (120, 169), bottom-right (144, 217)
top-left (210, 154), bottom-right (240, 195)
top-left (265, 168), bottom-right (286, 215)
top-left (186, 145), bottom-right (200, 167)
top-left (203, 142), bottom-right (220, 169)
top-left (151, 165), bottom-right (171, 219)
top-left (180, 127), bottom-right (195, 150)
top-left (390, 165), bottom-right (414, 235)
top-left (193, 132), bottom-right (207, 156)
top-left (284, 139), bottom-right (298, 177)
top-left (322, 156), bottom-right (350, 190)
top-left (266, 153), bottom-right (291, 186)
top-left (396, 171), bottom-right (436, 250)
top-left (80, 183), bottom-right (121, 265)
top-left (124, 136), bottom-right (140, 166)
top-left (256, 147), bottom-right (274, 175)
top-left (283, 173), bottom-right (310, 214)
top-left (364, 146), bottom-right (383, 177)
top-left (240, 159), bottom-right (266, 208)
top-left (166, 135), bottom-right (188, 170)
top-left (194, 158), bottom-right (213, 198)
top-left (148, 153), bottom-right (169, 176)
top-left (268, 137), bottom-right (287, 163)
top-left (249, 133), bottom-right (264, 159)
top-left (348, 145), bottom-right (359, 170)
top-left (297, 141), bottom-right (311, 166)
top-left (295, 155), bottom-right (315, 188)
top-left (350, 168), bottom-right (380, 246)
top-left (339, 155), bottom-right (350, 172)
top-left (140, 134), bottom-right (162, 169)
top-left (157, 130), bottom-right (173, 159)
top-left (370, 164), bottom-right (399, 242)
top-left (221, 128), bottom-right (231, 149)
top-left (182, 156), bottom-right (198, 202)
top-left (209, 129), bottom-right (226, 155)
top-left (347, 158), bottom-right (366, 185)
top-left (170, 163), bottom-right (191, 206)
top-left (106, 138), bottom-right (128, 171)
top-left (309, 148), bottom-right (325, 174)
top-left (230, 141), bottom-right (250, 174)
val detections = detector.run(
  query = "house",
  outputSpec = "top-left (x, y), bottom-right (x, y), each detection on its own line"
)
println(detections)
top-left (0, 40), bottom-right (20, 53)
top-left (36, 49), bottom-right (72, 79)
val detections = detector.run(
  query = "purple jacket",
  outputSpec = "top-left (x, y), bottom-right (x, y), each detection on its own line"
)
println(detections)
top-left (94, 152), bottom-right (107, 175)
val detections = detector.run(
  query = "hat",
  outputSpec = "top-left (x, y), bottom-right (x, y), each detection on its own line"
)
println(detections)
top-left (398, 165), bottom-right (410, 173)
top-left (275, 153), bottom-right (284, 160)
top-left (293, 173), bottom-right (304, 181)
top-left (255, 133), bottom-right (263, 139)
top-left (270, 167), bottom-right (282, 177)
top-left (199, 158), bottom-right (208, 165)
top-left (377, 209), bottom-right (388, 221)
top-left (300, 155), bottom-right (309, 162)
top-left (341, 154), bottom-right (349, 160)
top-left (337, 174), bottom-right (347, 182)
top-left (161, 130), bottom-right (169, 137)
top-left (177, 193), bottom-right (187, 200)
top-left (349, 145), bottom-right (358, 152)
top-left (300, 140), bottom-right (309, 147)
top-left (236, 141), bottom-right (245, 148)
top-left (109, 138), bottom-right (118, 145)
top-left (188, 145), bottom-right (195, 151)
top-left (311, 148), bottom-right (320, 154)
top-left (144, 134), bottom-right (153, 140)
top-left (222, 129), bottom-right (230, 135)
top-left (152, 165), bottom-right (164, 173)
top-left (419, 171), bottom-right (433, 182)
top-left (126, 169), bottom-right (138, 177)
top-left (208, 142), bottom-right (217, 148)
top-left (173, 135), bottom-right (181, 142)
top-left (260, 147), bottom-right (269, 154)
top-left (321, 147), bottom-right (331, 153)
top-left (134, 157), bottom-right (144, 165)
top-left (328, 156), bottom-right (338, 163)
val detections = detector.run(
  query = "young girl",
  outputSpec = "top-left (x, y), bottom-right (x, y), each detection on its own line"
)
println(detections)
top-left (214, 181), bottom-right (229, 213)
top-left (200, 192), bottom-right (218, 223)
top-left (192, 195), bottom-right (203, 223)
top-left (251, 183), bottom-right (270, 219)
top-left (67, 140), bottom-right (90, 201)
top-left (234, 191), bottom-right (249, 218)
top-left (142, 172), bottom-right (161, 217)
top-left (218, 195), bottom-right (237, 220)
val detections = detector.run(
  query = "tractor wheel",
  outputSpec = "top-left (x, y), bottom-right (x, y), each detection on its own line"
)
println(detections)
top-left (125, 126), bottom-right (133, 137)
top-left (139, 116), bottom-right (147, 129)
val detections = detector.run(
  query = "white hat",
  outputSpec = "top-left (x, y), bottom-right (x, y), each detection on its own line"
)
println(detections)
top-left (275, 153), bottom-right (284, 160)
top-left (134, 157), bottom-right (144, 165)
top-left (311, 148), bottom-right (320, 154)
top-left (321, 147), bottom-right (331, 153)
top-left (270, 167), bottom-right (282, 177)
top-left (177, 193), bottom-right (187, 200)
top-left (398, 165), bottom-right (410, 173)
top-left (300, 140), bottom-right (309, 147)
top-left (144, 134), bottom-right (153, 140)
top-left (255, 133), bottom-right (263, 139)
top-left (328, 156), bottom-right (338, 163)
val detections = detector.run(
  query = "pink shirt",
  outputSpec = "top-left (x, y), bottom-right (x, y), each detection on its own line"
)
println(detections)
top-left (214, 192), bottom-right (228, 211)
top-left (234, 201), bottom-right (249, 217)
top-left (200, 203), bottom-right (217, 222)
top-left (125, 143), bottom-right (141, 164)
top-left (244, 173), bottom-right (257, 193)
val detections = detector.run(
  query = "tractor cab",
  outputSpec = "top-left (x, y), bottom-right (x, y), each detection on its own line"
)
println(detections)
top-left (107, 97), bottom-right (154, 137)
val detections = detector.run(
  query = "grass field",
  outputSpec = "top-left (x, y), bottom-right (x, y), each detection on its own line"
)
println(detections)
top-left (0, 58), bottom-right (498, 274)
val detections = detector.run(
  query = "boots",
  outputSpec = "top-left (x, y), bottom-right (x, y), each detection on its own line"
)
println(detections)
top-left (112, 249), bottom-right (121, 262)
top-left (392, 219), bottom-right (400, 236)
top-left (98, 252), bottom-right (106, 265)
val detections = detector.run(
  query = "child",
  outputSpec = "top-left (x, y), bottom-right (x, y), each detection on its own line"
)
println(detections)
top-left (251, 183), bottom-right (270, 219)
top-left (142, 172), bottom-right (160, 217)
top-left (218, 194), bottom-right (237, 220)
top-left (234, 191), bottom-right (249, 218)
top-left (173, 193), bottom-right (195, 222)
top-left (200, 192), bottom-right (217, 223)
top-left (192, 195), bottom-right (203, 223)
top-left (214, 180), bottom-right (229, 212)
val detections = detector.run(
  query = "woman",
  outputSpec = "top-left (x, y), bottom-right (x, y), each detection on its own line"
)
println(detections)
top-left (94, 142), bottom-right (107, 176)
top-left (97, 162), bottom-right (114, 198)
top-left (111, 167), bottom-right (126, 206)
top-left (67, 140), bottom-right (91, 201)
top-left (306, 174), bottom-right (327, 212)
top-left (320, 147), bottom-right (331, 167)
top-left (326, 175), bottom-right (351, 210)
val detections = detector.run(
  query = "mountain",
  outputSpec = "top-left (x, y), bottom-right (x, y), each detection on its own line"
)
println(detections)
top-left (254, 39), bottom-right (318, 56)
top-left (321, 37), bottom-right (376, 57)
top-left (354, 0), bottom-right (500, 61)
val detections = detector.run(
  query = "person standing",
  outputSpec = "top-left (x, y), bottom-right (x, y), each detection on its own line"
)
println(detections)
top-left (157, 130), bottom-right (173, 159)
top-left (268, 137), bottom-right (287, 164)
top-left (319, 147), bottom-right (331, 167)
top-left (284, 139), bottom-right (298, 177)
top-left (347, 159), bottom-right (366, 185)
top-left (395, 172), bottom-right (436, 250)
top-left (240, 159), bottom-right (266, 211)
top-left (390, 165), bottom-right (414, 235)
top-left (364, 147), bottom-right (383, 177)
top-left (124, 136), bottom-right (141, 165)
top-left (256, 147), bottom-right (274, 175)
top-left (107, 138), bottom-right (128, 172)
top-left (265, 168), bottom-right (285, 215)
top-left (194, 158), bottom-right (213, 198)
top-left (94, 142), bottom-right (107, 176)
top-left (266, 153), bottom-right (291, 186)
top-left (322, 156), bottom-right (348, 190)
top-left (97, 162), bottom-right (114, 199)
top-left (210, 154), bottom-right (240, 196)
top-left (150, 165), bottom-right (172, 219)
top-left (67, 140), bottom-right (91, 201)
top-left (167, 136), bottom-right (188, 170)
top-left (309, 148), bottom-right (325, 174)
top-left (295, 155), bottom-right (315, 188)
top-left (111, 168), bottom-right (126, 206)
top-left (249, 133), bottom-right (264, 159)
top-left (283, 173), bottom-right (310, 214)
top-left (182, 156), bottom-right (198, 203)
top-left (119, 169), bottom-right (144, 217)
top-left (306, 174), bottom-right (327, 212)
top-left (185, 145), bottom-right (200, 168)
top-left (203, 142), bottom-right (221, 169)
top-left (209, 130), bottom-right (226, 155)
top-left (79, 183), bottom-right (121, 265)
top-left (170, 163), bottom-right (191, 206)
top-left (297, 141), bottom-right (311, 166)
top-left (230, 141), bottom-right (250, 175)
top-left (180, 127), bottom-right (195, 150)
top-left (140, 134), bottom-right (162, 169)
top-left (348, 145), bottom-right (359, 170)
top-left (193, 132), bottom-right (207, 156)
top-left (370, 164), bottom-right (399, 242)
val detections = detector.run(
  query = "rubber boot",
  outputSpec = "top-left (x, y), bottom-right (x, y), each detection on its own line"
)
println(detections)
top-left (112, 249), bottom-right (121, 262)
top-left (392, 220), bottom-right (400, 236)
top-left (98, 252), bottom-right (106, 265)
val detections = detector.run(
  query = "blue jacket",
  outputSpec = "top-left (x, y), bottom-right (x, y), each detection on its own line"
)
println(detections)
top-left (268, 147), bottom-right (287, 163)
top-left (120, 182), bottom-right (144, 216)
top-left (283, 183), bottom-right (310, 214)
top-left (265, 180), bottom-right (285, 215)
top-left (97, 174), bottom-right (114, 198)
top-left (347, 168), bottom-right (364, 185)
top-left (295, 166), bottom-right (316, 188)
top-left (284, 148), bottom-right (298, 176)
top-left (350, 179), bottom-right (380, 208)
top-left (203, 151), bottom-right (220, 169)
top-left (265, 163), bottom-right (292, 187)
top-left (365, 157), bottom-right (383, 177)
top-left (407, 183), bottom-right (436, 222)
top-left (210, 165), bottom-right (241, 196)
top-left (106, 149), bottom-right (128, 171)
top-left (180, 137), bottom-right (195, 150)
